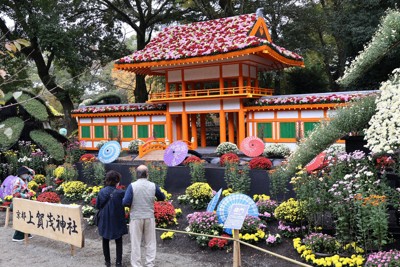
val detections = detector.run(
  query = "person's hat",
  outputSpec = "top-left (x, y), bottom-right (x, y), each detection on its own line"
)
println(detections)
top-left (17, 166), bottom-right (31, 176)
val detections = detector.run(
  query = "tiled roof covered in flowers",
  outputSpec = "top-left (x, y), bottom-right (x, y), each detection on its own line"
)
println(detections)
top-left (248, 91), bottom-right (379, 106)
top-left (72, 103), bottom-right (166, 114)
top-left (115, 13), bottom-right (303, 68)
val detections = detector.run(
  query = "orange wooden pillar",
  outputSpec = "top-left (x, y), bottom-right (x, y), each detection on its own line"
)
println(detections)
top-left (190, 114), bottom-right (198, 148)
top-left (200, 114), bottom-right (206, 147)
top-left (238, 100), bottom-right (245, 145)
top-left (166, 111), bottom-right (172, 142)
top-left (228, 113), bottom-right (235, 143)
top-left (238, 63), bottom-right (243, 94)
top-left (182, 112), bottom-right (189, 141)
top-left (176, 116), bottom-right (182, 140)
top-left (219, 102), bottom-right (226, 143)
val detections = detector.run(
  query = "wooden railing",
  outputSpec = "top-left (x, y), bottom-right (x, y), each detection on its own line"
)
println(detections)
top-left (138, 140), bottom-right (195, 158)
top-left (149, 86), bottom-right (274, 101)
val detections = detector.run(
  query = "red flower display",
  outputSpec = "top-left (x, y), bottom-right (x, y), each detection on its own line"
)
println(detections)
top-left (249, 157), bottom-right (273, 170)
top-left (220, 153), bottom-right (240, 167)
top-left (208, 234), bottom-right (230, 250)
top-left (80, 153), bottom-right (96, 162)
top-left (37, 192), bottom-right (61, 203)
top-left (72, 103), bottom-right (166, 114)
top-left (115, 14), bottom-right (302, 65)
top-left (154, 201), bottom-right (176, 227)
top-left (91, 197), bottom-right (97, 206)
top-left (183, 156), bottom-right (202, 166)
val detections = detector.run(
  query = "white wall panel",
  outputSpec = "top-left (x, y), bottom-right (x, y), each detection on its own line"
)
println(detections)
top-left (80, 118), bottom-right (91, 124)
top-left (168, 70), bottom-right (181, 83)
top-left (121, 142), bottom-right (130, 149)
top-left (184, 66), bottom-right (219, 81)
top-left (185, 100), bottom-right (220, 112)
top-left (222, 65), bottom-right (239, 77)
top-left (121, 117), bottom-right (135, 123)
top-left (277, 111), bottom-right (298, 119)
top-left (136, 116), bottom-right (150, 122)
top-left (223, 99), bottom-right (240, 110)
top-left (152, 115), bottom-right (166, 122)
top-left (301, 110), bottom-right (324, 118)
top-left (106, 117), bottom-right (119, 123)
top-left (169, 102), bottom-right (183, 112)
top-left (254, 112), bottom-right (274, 119)
top-left (93, 118), bottom-right (105, 123)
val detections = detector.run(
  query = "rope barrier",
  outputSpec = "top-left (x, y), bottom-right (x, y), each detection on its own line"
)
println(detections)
top-left (155, 227), bottom-right (312, 267)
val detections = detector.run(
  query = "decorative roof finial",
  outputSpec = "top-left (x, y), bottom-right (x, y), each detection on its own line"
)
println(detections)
top-left (256, 8), bottom-right (264, 18)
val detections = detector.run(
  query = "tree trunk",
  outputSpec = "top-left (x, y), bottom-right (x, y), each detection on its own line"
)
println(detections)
top-left (22, 39), bottom-right (78, 133)
top-left (135, 75), bottom-right (148, 103)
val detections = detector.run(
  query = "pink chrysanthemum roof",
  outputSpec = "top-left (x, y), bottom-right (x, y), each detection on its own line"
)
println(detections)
top-left (116, 14), bottom-right (303, 65)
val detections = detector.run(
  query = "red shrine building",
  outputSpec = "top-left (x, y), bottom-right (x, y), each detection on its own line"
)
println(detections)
top-left (72, 12), bottom-right (369, 152)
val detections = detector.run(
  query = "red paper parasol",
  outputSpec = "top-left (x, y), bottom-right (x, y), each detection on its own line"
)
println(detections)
top-left (305, 152), bottom-right (328, 173)
top-left (240, 136), bottom-right (265, 157)
top-left (163, 141), bottom-right (188, 166)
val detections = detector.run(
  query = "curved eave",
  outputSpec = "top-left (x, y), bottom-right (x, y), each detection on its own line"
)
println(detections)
top-left (245, 103), bottom-right (346, 112)
top-left (71, 110), bottom-right (166, 118)
top-left (114, 45), bottom-right (304, 75)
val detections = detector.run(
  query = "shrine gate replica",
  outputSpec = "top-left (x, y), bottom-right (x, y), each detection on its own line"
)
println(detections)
top-left (72, 12), bottom-right (368, 152)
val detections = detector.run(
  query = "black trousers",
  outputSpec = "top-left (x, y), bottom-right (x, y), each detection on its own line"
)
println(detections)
top-left (102, 237), bottom-right (123, 264)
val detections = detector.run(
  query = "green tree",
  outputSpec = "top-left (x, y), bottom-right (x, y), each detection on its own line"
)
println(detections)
top-left (98, 0), bottom-right (185, 103)
top-left (0, 1), bottom-right (128, 132)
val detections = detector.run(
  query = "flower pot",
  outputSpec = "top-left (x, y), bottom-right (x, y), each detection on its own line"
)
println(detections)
top-left (342, 135), bottom-right (370, 154)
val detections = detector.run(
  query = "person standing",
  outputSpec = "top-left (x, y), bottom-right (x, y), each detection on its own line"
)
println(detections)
top-left (12, 166), bottom-right (35, 242)
top-left (96, 170), bottom-right (128, 267)
top-left (123, 165), bottom-right (165, 267)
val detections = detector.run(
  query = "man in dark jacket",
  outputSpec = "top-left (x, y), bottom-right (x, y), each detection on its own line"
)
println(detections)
top-left (123, 165), bottom-right (165, 267)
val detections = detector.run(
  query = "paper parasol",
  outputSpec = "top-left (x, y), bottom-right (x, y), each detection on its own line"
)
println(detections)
top-left (0, 175), bottom-right (19, 198)
top-left (98, 141), bottom-right (121, 164)
top-left (305, 152), bottom-right (328, 173)
top-left (163, 141), bottom-right (188, 166)
top-left (206, 188), bottom-right (222, 212)
top-left (240, 136), bottom-right (265, 157)
top-left (216, 193), bottom-right (259, 234)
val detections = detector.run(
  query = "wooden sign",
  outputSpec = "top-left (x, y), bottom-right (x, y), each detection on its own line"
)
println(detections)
top-left (13, 198), bottom-right (84, 248)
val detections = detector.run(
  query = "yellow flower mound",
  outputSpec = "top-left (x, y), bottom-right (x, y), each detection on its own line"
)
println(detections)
top-left (185, 182), bottom-right (213, 200)
top-left (160, 231), bottom-right (175, 240)
top-left (160, 187), bottom-right (172, 200)
top-left (28, 180), bottom-right (39, 191)
top-left (293, 238), bottom-right (365, 267)
top-left (274, 198), bottom-right (305, 223)
top-left (33, 174), bottom-right (46, 184)
top-left (54, 166), bottom-right (65, 179)
top-left (62, 181), bottom-right (87, 198)
top-left (239, 229), bottom-right (265, 243)
top-left (253, 194), bottom-right (270, 201)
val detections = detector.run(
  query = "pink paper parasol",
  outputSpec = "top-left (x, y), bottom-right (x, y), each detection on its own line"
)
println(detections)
top-left (240, 136), bottom-right (264, 157)
top-left (163, 141), bottom-right (188, 166)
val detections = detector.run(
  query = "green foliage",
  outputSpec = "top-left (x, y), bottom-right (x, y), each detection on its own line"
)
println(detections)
top-left (13, 92), bottom-right (49, 121)
top-left (84, 92), bottom-right (122, 105)
top-left (189, 162), bottom-right (206, 184)
top-left (338, 9), bottom-right (400, 87)
top-left (215, 142), bottom-right (239, 156)
top-left (271, 96), bottom-right (377, 185)
top-left (128, 139), bottom-right (145, 153)
top-left (0, 117), bottom-right (24, 150)
top-left (29, 130), bottom-right (65, 162)
top-left (147, 162), bottom-right (168, 188)
top-left (223, 162), bottom-right (250, 194)
top-left (82, 161), bottom-right (105, 185)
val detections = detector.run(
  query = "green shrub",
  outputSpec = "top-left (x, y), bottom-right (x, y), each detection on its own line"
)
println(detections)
top-left (215, 142), bottom-right (239, 156)
top-left (128, 139), bottom-right (145, 153)
top-left (30, 130), bottom-right (65, 162)
top-left (189, 161), bottom-right (206, 183)
top-left (13, 92), bottom-right (49, 122)
top-left (0, 117), bottom-right (24, 150)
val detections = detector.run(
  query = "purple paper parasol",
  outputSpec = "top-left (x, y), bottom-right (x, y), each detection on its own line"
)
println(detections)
top-left (163, 141), bottom-right (188, 166)
top-left (0, 175), bottom-right (19, 198)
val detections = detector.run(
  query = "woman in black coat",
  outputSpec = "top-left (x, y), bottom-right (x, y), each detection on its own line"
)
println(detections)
top-left (96, 170), bottom-right (128, 267)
